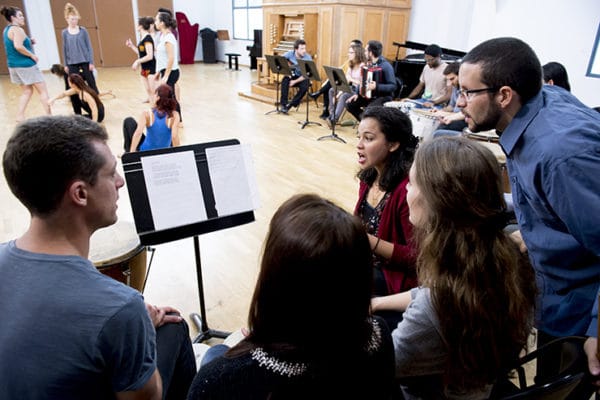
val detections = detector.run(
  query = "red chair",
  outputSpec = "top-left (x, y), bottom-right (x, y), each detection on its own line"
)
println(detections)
top-left (175, 12), bottom-right (199, 64)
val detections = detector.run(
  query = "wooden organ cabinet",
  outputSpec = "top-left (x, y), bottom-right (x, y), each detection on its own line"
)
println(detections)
top-left (244, 0), bottom-right (412, 103)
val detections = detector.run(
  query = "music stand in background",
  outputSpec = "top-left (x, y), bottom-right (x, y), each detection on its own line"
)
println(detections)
top-left (297, 59), bottom-right (322, 129)
top-left (265, 55), bottom-right (292, 115)
top-left (318, 66), bottom-right (353, 144)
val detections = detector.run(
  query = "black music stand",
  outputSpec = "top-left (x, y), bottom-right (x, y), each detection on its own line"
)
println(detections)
top-left (265, 55), bottom-right (292, 115)
top-left (122, 141), bottom-right (256, 343)
top-left (318, 66), bottom-right (353, 144)
top-left (297, 59), bottom-right (322, 129)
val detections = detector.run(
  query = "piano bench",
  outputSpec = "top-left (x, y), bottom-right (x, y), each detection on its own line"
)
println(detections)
top-left (225, 53), bottom-right (241, 71)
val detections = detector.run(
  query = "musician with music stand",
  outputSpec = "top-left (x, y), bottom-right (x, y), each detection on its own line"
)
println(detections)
top-left (264, 55), bottom-right (292, 115)
top-left (345, 40), bottom-right (397, 122)
top-left (296, 59), bottom-right (322, 129)
top-left (318, 66), bottom-right (353, 143)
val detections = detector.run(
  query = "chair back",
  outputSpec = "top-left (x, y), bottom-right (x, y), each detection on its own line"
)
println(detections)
top-left (494, 336), bottom-right (594, 400)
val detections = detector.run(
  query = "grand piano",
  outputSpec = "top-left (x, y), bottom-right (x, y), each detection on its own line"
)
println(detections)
top-left (392, 41), bottom-right (466, 99)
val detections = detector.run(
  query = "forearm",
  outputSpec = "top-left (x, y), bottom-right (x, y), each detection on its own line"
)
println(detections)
top-left (432, 91), bottom-right (451, 106)
top-left (15, 44), bottom-right (35, 59)
top-left (369, 234), bottom-right (393, 260)
top-left (371, 291), bottom-right (412, 312)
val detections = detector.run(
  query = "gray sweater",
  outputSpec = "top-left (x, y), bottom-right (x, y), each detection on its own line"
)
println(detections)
top-left (392, 287), bottom-right (492, 400)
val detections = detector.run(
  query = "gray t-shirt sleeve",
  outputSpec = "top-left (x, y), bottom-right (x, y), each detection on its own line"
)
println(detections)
top-left (96, 295), bottom-right (157, 392)
top-left (392, 287), bottom-right (447, 377)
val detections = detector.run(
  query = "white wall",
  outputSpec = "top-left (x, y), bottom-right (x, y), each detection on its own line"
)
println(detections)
top-left (408, 0), bottom-right (600, 106)
top-left (21, 0), bottom-right (600, 106)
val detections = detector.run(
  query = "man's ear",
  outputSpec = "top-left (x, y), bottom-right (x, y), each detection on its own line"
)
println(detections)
top-left (68, 181), bottom-right (88, 207)
top-left (497, 86), bottom-right (514, 109)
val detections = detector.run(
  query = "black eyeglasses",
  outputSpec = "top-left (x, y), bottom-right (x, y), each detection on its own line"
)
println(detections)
top-left (457, 87), bottom-right (499, 102)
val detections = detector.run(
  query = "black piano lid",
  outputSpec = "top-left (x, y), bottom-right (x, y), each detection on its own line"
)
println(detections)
top-left (393, 40), bottom-right (467, 59)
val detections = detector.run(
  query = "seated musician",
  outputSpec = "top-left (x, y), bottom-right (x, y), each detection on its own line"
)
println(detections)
top-left (279, 39), bottom-right (312, 114)
top-left (402, 44), bottom-right (449, 108)
top-left (345, 40), bottom-right (397, 121)
top-left (431, 62), bottom-right (468, 138)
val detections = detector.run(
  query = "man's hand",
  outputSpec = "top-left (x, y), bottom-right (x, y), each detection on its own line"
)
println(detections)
top-left (584, 337), bottom-right (600, 387)
top-left (145, 303), bottom-right (183, 328)
top-left (346, 94), bottom-right (358, 103)
top-left (510, 230), bottom-right (528, 253)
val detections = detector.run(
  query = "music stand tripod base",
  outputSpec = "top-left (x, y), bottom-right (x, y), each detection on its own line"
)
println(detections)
top-left (317, 132), bottom-right (346, 143)
top-left (190, 312), bottom-right (231, 343)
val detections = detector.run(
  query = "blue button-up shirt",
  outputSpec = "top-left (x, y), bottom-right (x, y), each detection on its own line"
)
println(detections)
top-left (500, 85), bottom-right (600, 338)
top-left (283, 49), bottom-right (312, 78)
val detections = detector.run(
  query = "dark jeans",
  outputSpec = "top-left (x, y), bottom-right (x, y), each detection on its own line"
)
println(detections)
top-left (345, 95), bottom-right (392, 121)
top-left (67, 63), bottom-right (99, 94)
top-left (319, 80), bottom-right (331, 110)
top-left (122, 117), bottom-right (144, 152)
top-left (156, 319), bottom-right (197, 400)
top-left (280, 75), bottom-right (310, 107)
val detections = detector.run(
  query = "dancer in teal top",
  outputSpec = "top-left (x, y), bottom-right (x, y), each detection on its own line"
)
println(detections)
top-left (1, 5), bottom-right (50, 122)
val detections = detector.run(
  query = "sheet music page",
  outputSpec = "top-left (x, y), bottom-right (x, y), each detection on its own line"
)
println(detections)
top-left (141, 150), bottom-right (207, 230)
top-left (206, 144), bottom-right (260, 217)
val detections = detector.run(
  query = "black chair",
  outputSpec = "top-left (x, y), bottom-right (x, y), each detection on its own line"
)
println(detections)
top-left (393, 76), bottom-right (404, 100)
top-left (494, 336), bottom-right (595, 400)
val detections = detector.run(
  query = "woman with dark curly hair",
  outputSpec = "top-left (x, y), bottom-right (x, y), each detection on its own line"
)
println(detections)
top-left (123, 83), bottom-right (181, 152)
top-left (1, 5), bottom-right (50, 122)
top-left (372, 137), bottom-right (536, 399)
top-left (355, 106), bottom-right (419, 299)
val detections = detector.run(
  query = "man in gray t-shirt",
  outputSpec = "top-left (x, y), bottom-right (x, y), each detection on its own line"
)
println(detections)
top-left (0, 116), bottom-right (195, 399)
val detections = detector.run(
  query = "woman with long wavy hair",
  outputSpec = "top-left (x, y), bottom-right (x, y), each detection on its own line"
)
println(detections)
top-left (123, 83), bottom-right (180, 152)
top-left (372, 136), bottom-right (536, 399)
top-left (49, 73), bottom-right (104, 122)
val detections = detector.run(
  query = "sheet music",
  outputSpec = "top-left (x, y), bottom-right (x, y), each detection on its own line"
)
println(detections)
top-left (141, 150), bottom-right (207, 230)
top-left (206, 144), bottom-right (260, 217)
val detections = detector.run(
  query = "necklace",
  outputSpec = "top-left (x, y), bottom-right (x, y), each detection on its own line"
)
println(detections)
top-left (368, 183), bottom-right (386, 206)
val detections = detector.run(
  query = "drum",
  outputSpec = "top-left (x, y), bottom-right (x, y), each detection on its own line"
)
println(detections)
top-left (384, 100), bottom-right (415, 115)
top-left (89, 221), bottom-right (147, 292)
top-left (463, 127), bottom-right (499, 142)
top-left (409, 108), bottom-right (440, 142)
top-left (476, 141), bottom-right (511, 194)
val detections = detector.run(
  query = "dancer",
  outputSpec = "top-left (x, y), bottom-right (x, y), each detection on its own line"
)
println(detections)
top-left (123, 84), bottom-right (180, 152)
top-left (49, 74), bottom-right (104, 122)
top-left (62, 3), bottom-right (98, 94)
top-left (126, 16), bottom-right (156, 103)
top-left (1, 6), bottom-right (50, 122)
top-left (154, 11), bottom-right (182, 121)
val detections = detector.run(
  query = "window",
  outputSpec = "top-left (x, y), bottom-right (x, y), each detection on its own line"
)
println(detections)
top-left (587, 22), bottom-right (600, 78)
top-left (233, 0), bottom-right (262, 41)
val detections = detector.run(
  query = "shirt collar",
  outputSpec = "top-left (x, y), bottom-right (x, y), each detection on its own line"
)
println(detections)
top-left (499, 87), bottom-right (544, 156)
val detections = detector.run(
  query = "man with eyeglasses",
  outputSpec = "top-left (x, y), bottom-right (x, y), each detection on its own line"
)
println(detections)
top-left (402, 44), bottom-right (450, 107)
top-left (458, 37), bottom-right (600, 396)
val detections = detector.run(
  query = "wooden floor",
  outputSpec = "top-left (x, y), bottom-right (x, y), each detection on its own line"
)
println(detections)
top-left (0, 63), bottom-right (361, 342)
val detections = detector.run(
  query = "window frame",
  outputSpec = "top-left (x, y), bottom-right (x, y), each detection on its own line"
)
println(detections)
top-left (232, 0), bottom-right (262, 41)
top-left (586, 22), bottom-right (600, 78)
